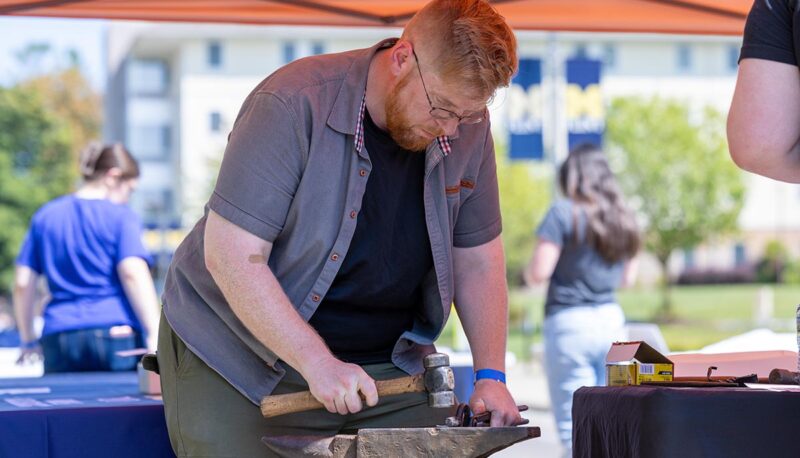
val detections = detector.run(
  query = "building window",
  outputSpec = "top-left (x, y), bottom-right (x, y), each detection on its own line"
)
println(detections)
top-left (129, 59), bottom-right (168, 96)
top-left (311, 41), bottom-right (325, 55)
top-left (161, 125), bottom-right (171, 150)
top-left (734, 243), bottom-right (746, 266)
top-left (210, 112), bottom-right (222, 133)
top-left (130, 124), bottom-right (171, 160)
top-left (676, 44), bottom-right (692, 72)
top-left (683, 249), bottom-right (695, 269)
top-left (603, 44), bottom-right (616, 69)
top-left (728, 44), bottom-right (740, 72)
top-left (208, 41), bottom-right (222, 68)
top-left (573, 43), bottom-right (588, 59)
top-left (282, 42), bottom-right (296, 64)
top-left (135, 188), bottom-right (176, 227)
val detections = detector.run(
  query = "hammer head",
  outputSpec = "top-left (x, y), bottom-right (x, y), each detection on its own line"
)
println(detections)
top-left (422, 353), bottom-right (456, 408)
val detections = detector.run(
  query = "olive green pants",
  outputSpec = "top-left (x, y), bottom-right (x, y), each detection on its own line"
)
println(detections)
top-left (157, 315), bottom-right (453, 457)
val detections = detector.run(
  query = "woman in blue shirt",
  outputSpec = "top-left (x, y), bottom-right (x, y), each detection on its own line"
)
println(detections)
top-left (524, 144), bottom-right (640, 455)
top-left (13, 143), bottom-right (161, 373)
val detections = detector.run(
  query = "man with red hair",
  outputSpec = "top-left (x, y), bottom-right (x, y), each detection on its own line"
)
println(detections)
top-left (158, 1), bottom-right (523, 455)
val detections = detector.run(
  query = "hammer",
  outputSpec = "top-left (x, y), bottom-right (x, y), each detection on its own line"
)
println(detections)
top-left (260, 353), bottom-right (455, 418)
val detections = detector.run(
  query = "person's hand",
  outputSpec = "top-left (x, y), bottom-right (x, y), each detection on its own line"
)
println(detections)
top-left (300, 355), bottom-right (379, 415)
top-left (470, 379), bottom-right (524, 427)
top-left (16, 343), bottom-right (43, 365)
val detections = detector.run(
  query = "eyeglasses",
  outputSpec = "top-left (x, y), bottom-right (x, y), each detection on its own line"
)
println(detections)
top-left (411, 49), bottom-right (486, 125)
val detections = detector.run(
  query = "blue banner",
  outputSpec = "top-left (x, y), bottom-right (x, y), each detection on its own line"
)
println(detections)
top-left (566, 59), bottom-right (604, 150)
top-left (507, 58), bottom-right (544, 160)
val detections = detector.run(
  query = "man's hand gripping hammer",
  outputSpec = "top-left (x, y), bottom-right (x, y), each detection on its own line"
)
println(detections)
top-left (260, 353), bottom-right (455, 418)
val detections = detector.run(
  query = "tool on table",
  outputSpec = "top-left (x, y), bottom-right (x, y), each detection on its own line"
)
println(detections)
top-left (136, 353), bottom-right (161, 395)
top-left (642, 366), bottom-right (759, 388)
top-left (115, 348), bottom-right (149, 358)
top-left (141, 353), bottom-right (160, 373)
top-left (260, 352), bottom-right (455, 418)
top-left (769, 368), bottom-right (800, 385)
top-left (444, 403), bottom-right (530, 427)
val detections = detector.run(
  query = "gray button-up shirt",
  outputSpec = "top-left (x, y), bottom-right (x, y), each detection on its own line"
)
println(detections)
top-left (162, 39), bottom-right (502, 405)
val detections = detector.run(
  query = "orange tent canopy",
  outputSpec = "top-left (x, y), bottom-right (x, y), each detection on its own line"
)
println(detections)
top-left (0, 0), bottom-right (750, 36)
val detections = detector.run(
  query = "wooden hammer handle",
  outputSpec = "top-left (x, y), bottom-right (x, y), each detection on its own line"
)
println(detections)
top-left (260, 373), bottom-right (425, 418)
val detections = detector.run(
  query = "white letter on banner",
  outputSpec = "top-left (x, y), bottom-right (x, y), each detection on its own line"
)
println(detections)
top-left (565, 83), bottom-right (604, 119)
top-left (507, 83), bottom-right (543, 134)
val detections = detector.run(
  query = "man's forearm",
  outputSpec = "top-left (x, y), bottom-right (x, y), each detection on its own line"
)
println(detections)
top-left (204, 209), bottom-right (334, 375)
top-left (453, 237), bottom-right (509, 372)
top-left (209, 259), bottom-right (333, 374)
top-left (456, 288), bottom-right (508, 372)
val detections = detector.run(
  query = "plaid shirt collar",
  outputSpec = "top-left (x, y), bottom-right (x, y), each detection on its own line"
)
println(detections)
top-left (354, 94), bottom-right (452, 157)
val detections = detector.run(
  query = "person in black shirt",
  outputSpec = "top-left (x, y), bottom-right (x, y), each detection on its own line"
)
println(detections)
top-left (729, 0), bottom-right (800, 182)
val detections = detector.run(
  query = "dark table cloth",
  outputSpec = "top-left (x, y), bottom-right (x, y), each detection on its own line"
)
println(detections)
top-left (573, 385), bottom-right (800, 458)
top-left (0, 372), bottom-right (174, 458)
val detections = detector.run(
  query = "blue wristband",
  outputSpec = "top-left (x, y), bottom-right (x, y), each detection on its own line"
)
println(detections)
top-left (21, 340), bottom-right (39, 349)
top-left (474, 368), bottom-right (506, 384)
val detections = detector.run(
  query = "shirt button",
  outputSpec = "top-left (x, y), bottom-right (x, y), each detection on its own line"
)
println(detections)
top-left (311, 294), bottom-right (321, 302)
top-left (331, 253), bottom-right (339, 261)
top-left (350, 210), bottom-right (357, 219)
top-left (359, 169), bottom-right (367, 177)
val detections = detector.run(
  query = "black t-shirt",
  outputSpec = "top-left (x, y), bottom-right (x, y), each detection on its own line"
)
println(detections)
top-left (741, 0), bottom-right (800, 66)
top-left (308, 110), bottom-right (433, 365)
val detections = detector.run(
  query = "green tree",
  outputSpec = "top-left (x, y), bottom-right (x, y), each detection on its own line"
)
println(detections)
top-left (0, 47), bottom-right (101, 295)
top-left (756, 240), bottom-right (789, 283)
top-left (606, 97), bottom-right (745, 318)
top-left (0, 85), bottom-right (76, 294)
top-left (18, 66), bottom-right (102, 166)
top-left (496, 146), bottom-right (552, 288)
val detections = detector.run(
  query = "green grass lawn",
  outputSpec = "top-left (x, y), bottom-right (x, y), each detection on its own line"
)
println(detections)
top-left (438, 284), bottom-right (800, 359)
top-left (619, 284), bottom-right (800, 351)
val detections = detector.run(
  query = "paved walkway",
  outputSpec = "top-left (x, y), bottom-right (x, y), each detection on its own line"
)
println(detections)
top-left (495, 359), bottom-right (563, 458)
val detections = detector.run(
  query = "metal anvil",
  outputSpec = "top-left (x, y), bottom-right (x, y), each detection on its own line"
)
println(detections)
top-left (262, 426), bottom-right (541, 457)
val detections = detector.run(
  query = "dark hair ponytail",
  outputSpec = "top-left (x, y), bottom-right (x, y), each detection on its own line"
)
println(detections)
top-left (559, 143), bottom-right (640, 263)
top-left (79, 142), bottom-right (140, 181)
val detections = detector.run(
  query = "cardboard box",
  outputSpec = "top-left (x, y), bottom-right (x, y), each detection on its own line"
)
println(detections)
top-left (606, 341), bottom-right (674, 386)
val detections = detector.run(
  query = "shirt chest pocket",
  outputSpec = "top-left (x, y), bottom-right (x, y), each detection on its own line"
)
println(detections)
top-left (445, 177), bottom-right (476, 225)
top-left (445, 178), bottom-right (476, 199)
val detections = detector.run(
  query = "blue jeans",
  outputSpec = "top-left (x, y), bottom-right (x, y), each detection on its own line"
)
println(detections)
top-left (543, 304), bottom-right (626, 453)
top-left (40, 327), bottom-right (143, 373)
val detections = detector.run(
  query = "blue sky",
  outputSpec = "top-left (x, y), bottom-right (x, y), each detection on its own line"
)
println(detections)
top-left (0, 16), bottom-right (107, 90)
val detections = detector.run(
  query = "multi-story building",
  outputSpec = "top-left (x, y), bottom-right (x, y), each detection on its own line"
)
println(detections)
top-left (104, 23), bottom-right (800, 283)
top-left (105, 23), bottom-right (389, 228)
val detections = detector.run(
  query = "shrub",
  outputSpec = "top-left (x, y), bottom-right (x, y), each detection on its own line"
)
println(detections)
top-left (675, 265), bottom-right (756, 285)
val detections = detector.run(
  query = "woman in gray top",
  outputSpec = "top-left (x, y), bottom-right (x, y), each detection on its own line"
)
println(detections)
top-left (524, 143), bottom-right (640, 455)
